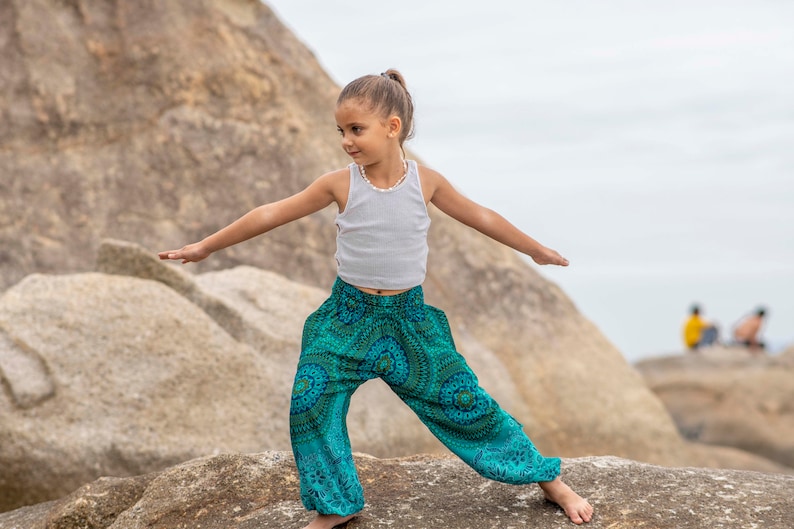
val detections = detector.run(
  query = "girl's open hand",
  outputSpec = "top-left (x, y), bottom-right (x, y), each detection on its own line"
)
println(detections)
top-left (157, 243), bottom-right (211, 264)
top-left (532, 247), bottom-right (569, 267)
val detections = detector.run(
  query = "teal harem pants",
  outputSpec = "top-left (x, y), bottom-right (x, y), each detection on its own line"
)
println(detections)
top-left (289, 278), bottom-right (561, 516)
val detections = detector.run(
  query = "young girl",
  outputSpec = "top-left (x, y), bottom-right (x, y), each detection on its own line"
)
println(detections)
top-left (160, 69), bottom-right (593, 528)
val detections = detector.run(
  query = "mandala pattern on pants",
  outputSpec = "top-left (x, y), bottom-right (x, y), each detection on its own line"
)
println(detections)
top-left (289, 278), bottom-right (561, 516)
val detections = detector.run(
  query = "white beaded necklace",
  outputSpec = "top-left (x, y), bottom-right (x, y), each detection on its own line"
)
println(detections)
top-left (359, 160), bottom-right (408, 192)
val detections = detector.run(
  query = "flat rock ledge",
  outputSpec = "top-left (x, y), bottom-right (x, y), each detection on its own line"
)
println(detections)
top-left (1, 453), bottom-right (791, 529)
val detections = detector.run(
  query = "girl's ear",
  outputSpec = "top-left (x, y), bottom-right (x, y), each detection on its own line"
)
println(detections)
top-left (387, 115), bottom-right (402, 138)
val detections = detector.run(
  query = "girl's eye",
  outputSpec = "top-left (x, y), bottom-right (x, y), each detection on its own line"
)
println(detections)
top-left (337, 126), bottom-right (364, 136)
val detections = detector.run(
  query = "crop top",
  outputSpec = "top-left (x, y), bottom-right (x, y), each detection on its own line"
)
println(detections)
top-left (335, 160), bottom-right (430, 290)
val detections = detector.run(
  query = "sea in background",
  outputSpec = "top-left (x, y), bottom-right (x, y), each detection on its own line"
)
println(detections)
top-left (266, 0), bottom-right (794, 362)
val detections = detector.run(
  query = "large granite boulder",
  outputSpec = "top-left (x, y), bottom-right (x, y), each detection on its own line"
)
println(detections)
top-left (1, 0), bottom-right (342, 292)
top-left (0, 271), bottom-right (276, 511)
top-left (636, 348), bottom-right (794, 469)
top-left (1, 452), bottom-right (792, 529)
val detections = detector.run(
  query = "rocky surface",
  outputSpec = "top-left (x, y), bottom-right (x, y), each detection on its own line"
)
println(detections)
top-left (636, 347), bottom-right (794, 469)
top-left (1, 452), bottom-right (792, 529)
top-left (1, 0), bottom-right (342, 292)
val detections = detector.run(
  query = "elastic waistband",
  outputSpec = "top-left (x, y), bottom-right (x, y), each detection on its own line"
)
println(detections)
top-left (332, 277), bottom-right (424, 308)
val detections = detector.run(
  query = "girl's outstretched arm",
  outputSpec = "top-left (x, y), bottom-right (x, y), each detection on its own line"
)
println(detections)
top-left (159, 171), bottom-right (343, 263)
top-left (423, 167), bottom-right (568, 266)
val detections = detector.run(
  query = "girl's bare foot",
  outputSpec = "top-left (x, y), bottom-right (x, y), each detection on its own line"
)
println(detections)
top-left (301, 513), bottom-right (357, 529)
top-left (538, 477), bottom-right (593, 525)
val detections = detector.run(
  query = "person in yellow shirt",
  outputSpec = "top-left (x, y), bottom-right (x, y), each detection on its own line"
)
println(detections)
top-left (683, 304), bottom-right (719, 351)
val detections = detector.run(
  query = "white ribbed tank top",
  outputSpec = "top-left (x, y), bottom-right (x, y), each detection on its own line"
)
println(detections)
top-left (335, 160), bottom-right (430, 290)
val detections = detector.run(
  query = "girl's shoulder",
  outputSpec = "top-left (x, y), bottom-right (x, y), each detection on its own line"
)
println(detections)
top-left (414, 162), bottom-right (448, 203)
top-left (315, 166), bottom-right (352, 187)
top-left (415, 162), bottom-right (445, 181)
top-left (323, 165), bottom-right (353, 180)
top-left (314, 166), bottom-right (353, 210)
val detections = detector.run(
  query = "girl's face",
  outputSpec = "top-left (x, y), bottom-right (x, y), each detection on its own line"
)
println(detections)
top-left (335, 98), bottom-right (400, 165)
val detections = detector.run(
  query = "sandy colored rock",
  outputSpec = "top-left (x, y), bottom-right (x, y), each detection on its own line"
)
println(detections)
top-left (0, 272), bottom-right (279, 511)
top-left (1, 452), bottom-right (792, 529)
top-left (636, 348), bottom-right (794, 468)
top-left (0, 0), bottom-right (342, 292)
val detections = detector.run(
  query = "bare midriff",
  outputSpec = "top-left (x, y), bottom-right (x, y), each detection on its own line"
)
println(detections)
top-left (353, 285), bottom-right (412, 296)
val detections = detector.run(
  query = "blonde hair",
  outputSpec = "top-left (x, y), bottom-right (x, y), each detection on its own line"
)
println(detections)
top-left (337, 69), bottom-right (415, 148)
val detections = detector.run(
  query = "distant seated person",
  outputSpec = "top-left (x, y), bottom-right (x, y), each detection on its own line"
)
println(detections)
top-left (683, 304), bottom-right (719, 351)
top-left (733, 307), bottom-right (767, 353)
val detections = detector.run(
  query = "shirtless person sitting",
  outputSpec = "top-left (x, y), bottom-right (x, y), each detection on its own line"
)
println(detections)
top-left (733, 308), bottom-right (767, 354)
